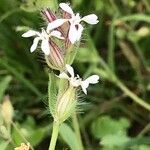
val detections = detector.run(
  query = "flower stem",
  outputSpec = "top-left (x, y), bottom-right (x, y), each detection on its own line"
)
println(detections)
top-left (138, 122), bottom-right (150, 137)
top-left (95, 58), bottom-right (150, 111)
top-left (49, 121), bottom-right (59, 150)
top-left (115, 79), bottom-right (150, 111)
top-left (72, 113), bottom-right (84, 150)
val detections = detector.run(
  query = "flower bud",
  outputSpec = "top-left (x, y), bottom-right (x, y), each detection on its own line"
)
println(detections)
top-left (1, 96), bottom-right (14, 125)
top-left (45, 40), bottom-right (65, 71)
top-left (55, 86), bottom-right (77, 123)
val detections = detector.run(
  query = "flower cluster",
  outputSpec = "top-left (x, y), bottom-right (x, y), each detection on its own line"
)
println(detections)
top-left (23, 3), bottom-right (99, 50)
top-left (22, 3), bottom-right (99, 70)
top-left (22, 3), bottom-right (99, 123)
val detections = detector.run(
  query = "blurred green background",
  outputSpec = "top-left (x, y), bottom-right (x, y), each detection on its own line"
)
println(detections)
top-left (0, 0), bottom-right (150, 149)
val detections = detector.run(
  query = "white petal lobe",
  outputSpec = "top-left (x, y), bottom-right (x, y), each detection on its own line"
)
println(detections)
top-left (80, 75), bottom-right (99, 94)
top-left (30, 37), bottom-right (40, 52)
top-left (22, 30), bottom-right (39, 37)
top-left (50, 30), bottom-right (64, 39)
top-left (68, 24), bottom-right (78, 44)
top-left (59, 3), bottom-right (74, 15)
top-left (85, 75), bottom-right (99, 84)
top-left (81, 81), bottom-right (89, 95)
top-left (41, 40), bottom-right (50, 55)
top-left (76, 24), bottom-right (84, 41)
top-left (47, 19), bottom-right (67, 31)
top-left (66, 64), bottom-right (74, 78)
top-left (58, 72), bottom-right (69, 79)
top-left (82, 14), bottom-right (99, 24)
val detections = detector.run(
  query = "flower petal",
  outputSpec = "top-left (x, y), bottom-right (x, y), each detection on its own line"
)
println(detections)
top-left (82, 14), bottom-right (99, 24)
top-left (30, 37), bottom-right (41, 52)
top-left (41, 40), bottom-right (50, 55)
top-left (22, 30), bottom-right (39, 37)
top-left (47, 19), bottom-right (67, 32)
top-left (80, 75), bottom-right (99, 94)
top-left (59, 3), bottom-right (74, 16)
top-left (58, 72), bottom-right (69, 79)
top-left (76, 24), bottom-right (84, 41)
top-left (50, 30), bottom-right (64, 39)
top-left (66, 64), bottom-right (74, 78)
top-left (80, 81), bottom-right (89, 95)
top-left (85, 75), bottom-right (99, 84)
top-left (68, 24), bottom-right (78, 44)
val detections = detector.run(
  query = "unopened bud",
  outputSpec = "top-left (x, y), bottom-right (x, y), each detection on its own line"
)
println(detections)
top-left (1, 96), bottom-right (14, 125)
top-left (45, 40), bottom-right (65, 71)
top-left (55, 86), bottom-right (77, 123)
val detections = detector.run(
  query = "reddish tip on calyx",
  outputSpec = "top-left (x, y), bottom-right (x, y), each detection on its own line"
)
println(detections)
top-left (42, 9), bottom-right (57, 22)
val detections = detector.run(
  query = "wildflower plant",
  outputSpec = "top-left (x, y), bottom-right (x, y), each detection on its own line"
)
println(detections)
top-left (22, 2), bottom-right (99, 150)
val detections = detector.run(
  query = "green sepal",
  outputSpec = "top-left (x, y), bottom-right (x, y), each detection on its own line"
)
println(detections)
top-left (65, 45), bottom-right (78, 65)
top-left (48, 72), bottom-right (57, 117)
top-left (56, 86), bottom-right (77, 123)
top-left (58, 78), bottom-right (69, 98)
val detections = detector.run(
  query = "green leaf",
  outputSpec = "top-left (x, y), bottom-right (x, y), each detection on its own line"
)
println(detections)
top-left (29, 128), bottom-right (45, 146)
top-left (0, 76), bottom-right (12, 102)
top-left (91, 116), bottom-right (130, 139)
top-left (101, 133), bottom-right (129, 148)
top-left (59, 123), bottom-right (80, 150)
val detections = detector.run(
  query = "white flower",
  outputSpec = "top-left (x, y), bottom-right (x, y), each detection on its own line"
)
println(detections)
top-left (58, 64), bottom-right (99, 94)
top-left (22, 20), bottom-right (65, 55)
top-left (59, 3), bottom-right (99, 44)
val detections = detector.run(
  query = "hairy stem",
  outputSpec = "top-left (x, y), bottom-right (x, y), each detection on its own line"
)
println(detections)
top-left (49, 121), bottom-right (59, 150)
